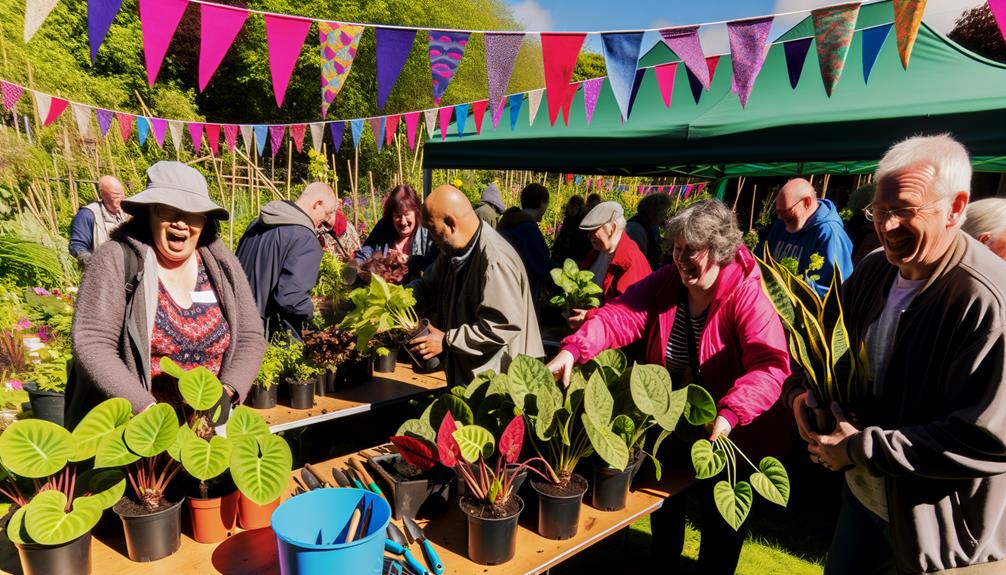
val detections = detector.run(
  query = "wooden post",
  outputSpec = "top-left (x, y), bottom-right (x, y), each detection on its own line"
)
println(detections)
top-left (286, 139), bottom-right (292, 199)
top-left (732, 176), bottom-right (746, 211)
top-left (348, 160), bottom-right (358, 229)
top-left (230, 153), bottom-right (237, 250)
top-left (26, 62), bottom-right (40, 133)
top-left (821, 174), bottom-right (831, 199)
top-left (749, 185), bottom-right (758, 231)
top-left (368, 170), bottom-right (377, 224)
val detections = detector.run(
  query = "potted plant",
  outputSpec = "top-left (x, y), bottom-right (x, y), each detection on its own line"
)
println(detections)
top-left (303, 326), bottom-right (360, 395)
top-left (249, 335), bottom-right (286, 409)
top-left (549, 258), bottom-right (603, 318)
top-left (21, 288), bottom-right (74, 427)
top-left (359, 248), bottom-right (410, 284)
top-left (312, 252), bottom-right (348, 326)
top-left (23, 344), bottom-right (69, 426)
top-left (284, 344), bottom-right (321, 410)
top-left (226, 405), bottom-right (292, 530)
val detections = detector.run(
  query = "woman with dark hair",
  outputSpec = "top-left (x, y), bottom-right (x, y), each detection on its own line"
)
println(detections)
top-left (626, 193), bottom-right (672, 269)
top-left (551, 195), bottom-right (592, 264)
top-left (69, 161), bottom-right (264, 427)
top-left (354, 184), bottom-right (438, 282)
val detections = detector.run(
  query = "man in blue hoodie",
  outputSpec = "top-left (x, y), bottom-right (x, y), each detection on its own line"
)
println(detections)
top-left (761, 178), bottom-right (854, 296)
top-left (498, 183), bottom-right (551, 307)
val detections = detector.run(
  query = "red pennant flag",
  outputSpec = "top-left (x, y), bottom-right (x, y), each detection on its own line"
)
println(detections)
top-left (385, 115), bottom-right (400, 148)
top-left (264, 14), bottom-right (312, 107)
top-left (205, 124), bottom-right (221, 156)
top-left (139, 0), bottom-right (188, 87)
top-left (893, 0), bottom-right (927, 69)
top-left (438, 107), bottom-right (453, 142)
top-left (655, 62), bottom-right (677, 108)
top-left (707, 56), bottom-right (720, 84)
top-left (269, 125), bottom-right (285, 156)
top-left (541, 33), bottom-right (586, 126)
top-left (472, 100), bottom-right (488, 134)
top-left (991, 0), bottom-right (1006, 43)
top-left (223, 125), bottom-right (239, 152)
top-left (115, 112), bottom-right (133, 141)
top-left (43, 97), bottom-right (69, 126)
top-left (404, 111), bottom-right (421, 151)
top-left (188, 122), bottom-right (204, 153)
top-left (290, 124), bottom-right (306, 152)
top-left (199, 3), bottom-right (248, 92)
top-left (566, 173), bottom-right (574, 185)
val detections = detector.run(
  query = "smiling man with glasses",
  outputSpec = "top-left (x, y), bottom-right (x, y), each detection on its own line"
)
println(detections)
top-left (760, 177), bottom-right (853, 296)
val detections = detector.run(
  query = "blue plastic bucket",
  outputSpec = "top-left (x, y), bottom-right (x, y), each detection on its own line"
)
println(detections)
top-left (272, 488), bottom-right (391, 575)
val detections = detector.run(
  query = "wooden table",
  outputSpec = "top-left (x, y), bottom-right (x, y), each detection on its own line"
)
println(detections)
top-left (257, 363), bottom-right (447, 433)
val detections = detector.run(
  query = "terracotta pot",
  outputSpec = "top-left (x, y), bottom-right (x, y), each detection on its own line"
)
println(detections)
top-left (187, 490), bottom-right (238, 544)
top-left (237, 493), bottom-right (280, 530)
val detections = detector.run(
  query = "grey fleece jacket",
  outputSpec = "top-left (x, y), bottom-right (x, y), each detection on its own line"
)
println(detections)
top-left (69, 233), bottom-right (265, 426)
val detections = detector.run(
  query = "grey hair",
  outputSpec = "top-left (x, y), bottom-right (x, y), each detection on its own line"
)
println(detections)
top-left (875, 134), bottom-right (972, 202)
top-left (666, 199), bottom-right (742, 265)
top-left (962, 198), bottom-right (1006, 240)
top-left (613, 215), bottom-right (626, 231)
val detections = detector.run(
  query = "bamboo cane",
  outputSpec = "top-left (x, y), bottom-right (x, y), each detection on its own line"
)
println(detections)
top-left (368, 170), bottom-right (378, 224)
top-left (554, 173), bottom-right (562, 232)
top-left (105, 137), bottom-right (116, 178)
top-left (395, 132), bottom-right (404, 186)
top-left (821, 174), bottom-right (831, 199)
top-left (286, 139), bottom-right (292, 199)
top-left (732, 176), bottom-right (746, 211)
top-left (749, 185), bottom-right (758, 232)
top-left (348, 160), bottom-right (358, 229)
top-left (353, 146), bottom-right (360, 214)
top-left (410, 123), bottom-right (424, 173)
top-left (230, 153), bottom-right (237, 250)
top-left (26, 62), bottom-right (40, 133)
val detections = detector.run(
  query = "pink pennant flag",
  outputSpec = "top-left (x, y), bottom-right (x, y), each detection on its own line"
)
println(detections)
top-left (139, 0), bottom-right (188, 87)
top-left (582, 78), bottom-right (603, 125)
top-left (205, 124), bottom-right (221, 156)
top-left (541, 33), bottom-right (586, 126)
top-left (727, 17), bottom-right (773, 108)
top-left (385, 115), bottom-right (400, 148)
top-left (405, 111), bottom-right (421, 150)
top-left (491, 98), bottom-right (505, 130)
top-left (43, 97), bottom-right (69, 126)
top-left (290, 124), bottom-right (306, 152)
top-left (115, 112), bottom-right (133, 141)
top-left (150, 118), bottom-right (168, 148)
top-left (707, 56), bottom-right (720, 83)
top-left (269, 125), bottom-right (286, 155)
top-left (654, 62), bottom-right (676, 108)
top-left (660, 26), bottom-right (708, 90)
top-left (199, 3), bottom-right (248, 92)
top-left (991, 0), bottom-right (1006, 43)
top-left (438, 106), bottom-right (453, 142)
top-left (472, 100), bottom-right (488, 134)
top-left (369, 117), bottom-right (385, 152)
top-left (264, 14), bottom-right (312, 107)
top-left (223, 124), bottom-right (239, 152)
top-left (188, 122), bottom-right (204, 153)
top-left (1, 81), bottom-right (23, 111)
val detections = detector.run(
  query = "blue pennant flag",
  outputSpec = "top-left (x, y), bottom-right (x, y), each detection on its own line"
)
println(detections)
top-left (350, 119), bottom-right (364, 148)
top-left (625, 69), bottom-right (647, 122)
top-left (508, 94), bottom-right (523, 131)
top-left (862, 23), bottom-right (893, 84)
top-left (454, 103), bottom-right (469, 137)
top-left (137, 116), bottom-right (149, 146)
top-left (253, 125), bottom-right (268, 156)
top-left (601, 32), bottom-right (644, 120)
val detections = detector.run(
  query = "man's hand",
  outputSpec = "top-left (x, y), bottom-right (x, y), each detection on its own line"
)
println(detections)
top-left (807, 402), bottom-right (859, 471)
top-left (567, 309), bottom-right (589, 330)
top-left (409, 324), bottom-right (445, 360)
top-left (706, 415), bottom-right (732, 442)
top-left (546, 350), bottom-right (575, 388)
top-left (792, 391), bottom-right (815, 443)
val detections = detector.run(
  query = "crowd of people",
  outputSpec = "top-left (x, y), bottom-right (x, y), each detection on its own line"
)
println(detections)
top-left (65, 133), bottom-right (1006, 574)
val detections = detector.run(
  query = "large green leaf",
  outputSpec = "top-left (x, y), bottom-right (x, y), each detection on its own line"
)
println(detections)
top-left (611, 415), bottom-right (636, 447)
top-left (713, 480), bottom-right (754, 531)
top-left (158, 356), bottom-right (186, 379)
top-left (655, 387), bottom-right (688, 431)
top-left (582, 415), bottom-right (629, 471)
top-left (506, 354), bottom-right (553, 411)
top-left (395, 418), bottom-right (436, 442)
top-left (683, 385), bottom-right (717, 426)
top-left (76, 469), bottom-right (127, 510)
top-left (565, 370), bottom-right (588, 412)
top-left (427, 394), bottom-right (474, 430)
top-left (756, 254), bottom-right (797, 327)
top-left (178, 366), bottom-right (224, 411)
top-left (226, 406), bottom-right (270, 442)
top-left (230, 434), bottom-right (293, 506)
top-left (750, 457), bottom-right (790, 507)
top-left (181, 435), bottom-right (231, 481)
top-left (94, 426), bottom-right (140, 468)
top-left (5, 505), bottom-right (29, 545)
top-left (70, 398), bottom-right (132, 462)
top-left (452, 425), bottom-right (495, 463)
top-left (630, 365), bottom-right (671, 417)
top-left (169, 424), bottom-right (197, 461)
top-left (475, 394), bottom-right (514, 437)
top-left (583, 370), bottom-right (614, 427)
top-left (485, 372), bottom-right (510, 398)
top-left (0, 419), bottom-right (73, 478)
top-left (589, 349), bottom-right (628, 383)
top-left (24, 490), bottom-right (102, 545)
top-left (124, 404), bottom-right (179, 457)
top-left (690, 439), bottom-right (726, 480)
top-left (532, 388), bottom-right (559, 441)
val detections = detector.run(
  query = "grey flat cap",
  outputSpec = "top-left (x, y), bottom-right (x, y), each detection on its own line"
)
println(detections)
top-left (580, 201), bottom-right (623, 231)
top-left (122, 161), bottom-right (229, 220)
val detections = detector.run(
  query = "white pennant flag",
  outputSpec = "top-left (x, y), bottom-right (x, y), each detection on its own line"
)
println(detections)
top-left (240, 125), bottom-right (253, 152)
top-left (24, 0), bottom-right (60, 42)
top-left (71, 103), bottom-right (92, 139)
top-left (527, 89), bottom-right (544, 126)
top-left (423, 109), bottom-right (438, 140)
top-left (310, 123), bottom-right (324, 153)
top-left (168, 121), bottom-right (184, 153)
top-left (33, 91), bottom-right (51, 122)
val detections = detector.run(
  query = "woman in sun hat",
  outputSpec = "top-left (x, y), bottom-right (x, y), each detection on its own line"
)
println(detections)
top-left (68, 161), bottom-right (264, 427)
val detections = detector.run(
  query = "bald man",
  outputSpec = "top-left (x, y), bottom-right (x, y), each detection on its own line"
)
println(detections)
top-left (407, 185), bottom-right (544, 387)
top-left (69, 175), bottom-right (128, 264)
top-left (760, 178), bottom-right (853, 296)
top-left (237, 182), bottom-right (338, 339)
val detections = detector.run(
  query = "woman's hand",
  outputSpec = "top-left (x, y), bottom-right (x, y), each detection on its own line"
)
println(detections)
top-left (706, 415), bottom-right (732, 442)
top-left (546, 350), bottom-right (575, 387)
top-left (567, 309), bottom-right (589, 329)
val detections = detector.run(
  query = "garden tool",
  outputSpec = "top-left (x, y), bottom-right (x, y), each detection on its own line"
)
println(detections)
top-left (403, 516), bottom-right (444, 575)
top-left (350, 456), bottom-right (386, 497)
top-left (292, 475), bottom-right (310, 493)
top-left (345, 467), bottom-right (367, 490)
top-left (300, 467), bottom-right (322, 491)
top-left (305, 463), bottom-right (331, 487)
top-left (343, 497), bottom-right (366, 543)
top-left (386, 523), bottom-right (428, 575)
top-left (358, 500), bottom-right (374, 540)
top-left (331, 467), bottom-right (351, 488)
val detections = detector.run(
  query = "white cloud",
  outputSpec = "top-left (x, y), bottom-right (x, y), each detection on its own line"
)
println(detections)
top-left (699, 23), bottom-right (730, 56)
top-left (510, 0), bottom-right (554, 32)
top-left (650, 18), bottom-right (675, 30)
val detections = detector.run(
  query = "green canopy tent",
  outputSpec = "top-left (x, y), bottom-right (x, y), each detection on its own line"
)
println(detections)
top-left (423, 1), bottom-right (1006, 178)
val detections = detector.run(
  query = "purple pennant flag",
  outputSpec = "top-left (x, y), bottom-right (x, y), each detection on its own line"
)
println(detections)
top-left (601, 32), bottom-right (644, 120)
top-left (370, 117), bottom-right (386, 151)
top-left (1, 81), bottom-right (23, 111)
top-left (659, 26), bottom-right (708, 91)
top-left (485, 33), bottom-right (524, 124)
top-left (269, 125), bottom-right (285, 156)
top-left (727, 17), bottom-right (773, 108)
top-left (376, 28), bottom-right (417, 112)
top-left (330, 121), bottom-right (345, 154)
top-left (582, 78), bottom-right (603, 125)
top-left (428, 31), bottom-right (470, 105)
top-left (150, 118), bottom-right (168, 148)
top-left (88, 0), bottom-right (124, 63)
top-left (783, 38), bottom-right (813, 89)
top-left (96, 109), bottom-right (114, 137)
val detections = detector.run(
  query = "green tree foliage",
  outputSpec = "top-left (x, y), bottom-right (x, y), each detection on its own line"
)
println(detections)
top-left (571, 51), bottom-right (605, 83)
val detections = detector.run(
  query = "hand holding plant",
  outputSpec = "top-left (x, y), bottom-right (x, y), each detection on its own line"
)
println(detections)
top-left (549, 259), bottom-right (602, 314)
top-left (339, 276), bottom-right (421, 358)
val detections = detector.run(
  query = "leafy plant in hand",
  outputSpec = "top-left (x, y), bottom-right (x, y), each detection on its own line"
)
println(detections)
top-left (312, 252), bottom-right (347, 300)
top-left (549, 259), bottom-right (602, 313)
top-left (360, 249), bottom-right (410, 284)
top-left (339, 275), bottom-right (421, 358)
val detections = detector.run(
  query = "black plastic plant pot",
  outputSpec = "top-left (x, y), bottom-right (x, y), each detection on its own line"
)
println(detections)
top-left (374, 347), bottom-right (399, 373)
top-left (314, 373), bottom-right (326, 397)
top-left (532, 473), bottom-right (588, 540)
top-left (113, 498), bottom-right (184, 563)
top-left (15, 531), bottom-right (92, 575)
top-left (507, 465), bottom-right (529, 495)
top-left (249, 385), bottom-right (278, 409)
top-left (286, 380), bottom-right (314, 410)
top-left (324, 369), bottom-right (338, 394)
top-left (402, 319), bottom-right (442, 373)
top-left (461, 495), bottom-right (523, 565)
top-left (591, 462), bottom-right (634, 512)
top-left (367, 453), bottom-right (451, 520)
top-left (628, 450), bottom-right (646, 484)
top-left (805, 390), bottom-right (836, 434)
top-left (336, 358), bottom-right (374, 387)
top-left (25, 384), bottom-right (65, 427)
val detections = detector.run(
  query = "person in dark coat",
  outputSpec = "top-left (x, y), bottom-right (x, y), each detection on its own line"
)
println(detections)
top-left (236, 182), bottom-right (338, 340)
top-left (626, 193), bottom-right (671, 269)
top-left (354, 184), bottom-right (438, 283)
top-left (474, 182), bottom-right (506, 228)
top-left (498, 182), bottom-right (552, 306)
top-left (552, 195), bottom-right (592, 264)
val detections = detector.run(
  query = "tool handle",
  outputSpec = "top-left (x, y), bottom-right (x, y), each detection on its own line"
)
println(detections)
top-left (419, 539), bottom-right (444, 575)
top-left (385, 538), bottom-right (405, 555)
top-left (350, 457), bottom-right (376, 485)
top-left (345, 509), bottom-right (362, 543)
top-left (305, 463), bottom-right (331, 487)
top-left (402, 548), bottom-right (428, 575)
top-left (367, 481), bottom-right (385, 497)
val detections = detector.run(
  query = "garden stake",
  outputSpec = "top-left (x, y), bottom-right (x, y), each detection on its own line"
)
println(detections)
top-left (350, 456), bottom-right (385, 497)
top-left (305, 463), bottom-right (331, 488)
top-left (358, 499), bottom-right (374, 540)
top-left (343, 497), bottom-right (365, 543)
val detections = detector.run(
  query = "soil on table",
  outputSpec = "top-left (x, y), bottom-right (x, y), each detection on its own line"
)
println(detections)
top-left (532, 473), bottom-right (588, 498)
top-left (384, 457), bottom-right (424, 480)
top-left (113, 496), bottom-right (180, 517)
top-left (460, 495), bottom-right (521, 519)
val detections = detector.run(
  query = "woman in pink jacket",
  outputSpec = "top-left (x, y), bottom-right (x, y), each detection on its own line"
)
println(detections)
top-left (547, 199), bottom-right (790, 574)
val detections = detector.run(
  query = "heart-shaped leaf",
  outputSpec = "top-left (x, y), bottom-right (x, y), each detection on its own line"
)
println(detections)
top-left (124, 403), bottom-right (179, 457)
top-left (70, 398), bottom-right (132, 462)
top-left (691, 439), bottom-right (726, 480)
top-left (0, 419), bottom-right (73, 478)
top-left (499, 416), bottom-right (525, 464)
top-left (584, 369), bottom-right (614, 427)
top-left (389, 436), bottom-right (438, 470)
top-left (181, 435), bottom-right (231, 481)
top-left (750, 456), bottom-right (790, 507)
top-left (5, 505), bottom-right (29, 544)
top-left (589, 349), bottom-right (628, 382)
top-left (683, 384), bottom-right (717, 426)
top-left (582, 415), bottom-right (629, 471)
top-left (395, 418), bottom-right (436, 442)
top-left (24, 490), bottom-right (102, 545)
top-left (76, 469), bottom-right (127, 510)
top-left (178, 366), bottom-right (224, 411)
top-left (94, 425), bottom-right (140, 468)
top-left (426, 394), bottom-right (474, 431)
top-left (159, 356), bottom-right (186, 379)
top-left (713, 480), bottom-right (753, 531)
top-left (225, 406), bottom-right (270, 442)
top-left (436, 412), bottom-right (460, 467)
top-left (452, 425), bottom-right (495, 463)
top-left (506, 354), bottom-right (553, 410)
top-left (169, 424), bottom-right (197, 462)
top-left (630, 365), bottom-right (672, 417)
top-left (230, 434), bottom-right (293, 506)
top-left (611, 415), bottom-right (636, 447)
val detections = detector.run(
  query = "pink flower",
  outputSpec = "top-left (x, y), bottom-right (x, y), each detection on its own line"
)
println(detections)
top-left (37, 325), bottom-right (50, 344)
top-left (16, 318), bottom-right (31, 331)
top-left (5, 380), bottom-right (23, 391)
top-left (32, 287), bottom-right (51, 297)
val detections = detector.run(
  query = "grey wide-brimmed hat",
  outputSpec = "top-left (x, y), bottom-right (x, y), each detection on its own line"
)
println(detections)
top-left (580, 201), bottom-right (623, 231)
top-left (122, 161), bottom-right (229, 221)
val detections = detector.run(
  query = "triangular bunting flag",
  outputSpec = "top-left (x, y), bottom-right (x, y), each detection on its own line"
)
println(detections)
top-left (527, 89), bottom-right (544, 126)
top-left (269, 125), bottom-right (285, 156)
top-left (485, 33), bottom-right (524, 124)
top-left (1, 81), bottom-right (23, 111)
top-left (24, 0), bottom-right (60, 43)
top-left (438, 107), bottom-right (452, 142)
top-left (376, 27), bottom-right (417, 112)
top-left (240, 125), bottom-right (254, 153)
top-left (686, 56), bottom-right (719, 104)
top-left (992, 0), bottom-right (1006, 43)
top-left (894, 0), bottom-right (927, 69)
top-left (369, 117), bottom-right (385, 152)
top-left (290, 124), bottom-right (306, 152)
top-left (71, 104), bottom-right (92, 138)
top-left (812, 2), bottom-right (860, 97)
top-left (727, 16), bottom-right (773, 108)
top-left (385, 115), bottom-right (400, 148)
top-left (88, 0), bottom-right (124, 63)
top-left (783, 38), bottom-right (813, 89)
top-left (471, 100), bottom-right (487, 135)
top-left (508, 94), bottom-right (523, 131)
top-left (582, 78), bottom-right (603, 125)
top-left (264, 14), bottom-right (312, 107)
top-left (115, 112), bottom-right (133, 141)
top-left (454, 104), bottom-right (468, 137)
top-left (350, 119), bottom-right (364, 148)
top-left (137, 116), bottom-right (150, 145)
top-left (601, 32), bottom-right (644, 119)
top-left (405, 111), bottom-right (420, 150)
top-left (224, 124), bottom-right (239, 152)
top-left (423, 108), bottom-right (438, 139)
top-left (199, 3), bottom-right (248, 92)
top-left (33, 92), bottom-right (51, 123)
top-left (96, 109), bottom-right (113, 137)
top-left (188, 122), bottom-right (204, 154)
top-left (43, 96), bottom-right (68, 126)
top-left (310, 123), bottom-right (324, 153)
top-left (654, 62), bottom-right (676, 108)
top-left (319, 22), bottom-right (364, 119)
top-left (541, 33), bottom-right (586, 126)
top-left (168, 120), bottom-right (184, 153)
top-left (428, 30), bottom-right (470, 105)
top-left (253, 125), bottom-right (268, 156)
top-left (862, 23), bottom-right (893, 83)
top-left (330, 121), bottom-right (346, 153)
top-left (138, 0), bottom-right (188, 87)
top-left (659, 26), bottom-right (708, 90)
top-left (624, 69), bottom-right (645, 121)
top-left (205, 124), bottom-right (221, 156)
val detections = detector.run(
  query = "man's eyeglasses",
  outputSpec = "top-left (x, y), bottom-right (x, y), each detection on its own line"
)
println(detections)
top-left (775, 198), bottom-right (804, 218)
top-left (862, 199), bottom-right (944, 223)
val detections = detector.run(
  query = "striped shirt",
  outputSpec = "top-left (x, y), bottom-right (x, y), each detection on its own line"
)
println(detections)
top-left (664, 305), bottom-right (708, 376)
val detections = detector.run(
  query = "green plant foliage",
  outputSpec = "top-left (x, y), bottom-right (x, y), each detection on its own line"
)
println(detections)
top-left (230, 434), bottom-right (293, 506)
top-left (160, 358), bottom-right (223, 411)
top-left (750, 457), bottom-right (791, 507)
top-left (549, 258), bottom-right (603, 312)
top-left (123, 403), bottom-right (179, 458)
top-left (94, 426), bottom-right (140, 468)
top-left (339, 276), bottom-right (420, 357)
top-left (0, 418), bottom-right (73, 478)
top-left (69, 397), bottom-right (132, 462)
top-left (713, 480), bottom-right (754, 532)
top-left (75, 469), bottom-right (127, 510)
top-left (690, 439), bottom-right (726, 480)
top-left (181, 435), bottom-right (231, 482)
top-left (22, 490), bottom-right (100, 546)
top-left (452, 425), bottom-right (495, 463)
top-left (225, 406), bottom-right (270, 442)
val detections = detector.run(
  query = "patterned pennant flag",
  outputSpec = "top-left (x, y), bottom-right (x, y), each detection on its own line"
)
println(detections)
top-left (582, 78), bottom-right (603, 125)
top-left (253, 125), bottom-right (268, 156)
top-left (71, 104), bottom-right (92, 138)
top-left (863, 23), bottom-right (893, 83)
top-left (659, 26), bottom-right (708, 90)
top-left (812, 2), bottom-right (861, 97)
top-left (264, 14), bottom-right (312, 107)
top-left (541, 33), bottom-right (586, 126)
top-left (527, 89), bottom-right (544, 126)
top-left (385, 115), bottom-right (400, 148)
top-left (139, 0), bottom-right (188, 87)
top-left (687, 56), bottom-right (719, 104)
top-left (24, 0), bottom-right (60, 42)
top-left (601, 32), bottom-right (644, 120)
top-left (330, 121), bottom-right (346, 153)
top-left (188, 122), bottom-right (204, 154)
top-left (205, 124), bottom-right (221, 156)
top-left (350, 119), bottom-right (364, 148)
top-left (240, 125), bottom-right (253, 152)
top-left (454, 104), bottom-right (468, 137)
top-left (116, 112), bottom-right (133, 141)
top-left (376, 28), bottom-right (417, 112)
top-left (223, 124), bottom-right (239, 152)
top-left (485, 33), bottom-right (524, 123)
top-left (290, 124), bottom-right (306, 152)
top-left (137, 116), bottom-right (150, 145)
top-left (438, 107), bottom-right (452, 142)
top-left (319, 22), bottom-right (364, 119)
top-left (269, 125), bottom-right (285, 156)
top-left (405, 111), bottom-right (421, 149)
top-left (471, 100), bottom-right (488, 134)
top-left (199, 3), bottom-right (248, 92)
top-left (89, 0), bottom-right (124, 63)
top-left (654, 62), bottom-right (676, 108)
top-left (992, 0), bottom-right (1006, 43)
top-left (508, 94), bottom-right (523, 131)
top-left (1, 81), bottom-right (23, 111)
top-left (428, 30), bottom-right (470, 105)
top-left (168, 120), bottom-right (184, 152)
top-left (894, 0), bottom-right (927, 69)
top-left (369, 117), bottom-right (385, 152)
top-left (783, 38), bottom-right (813, 89)
top-left (727, 17), bottom-right (773, 108)
top-left (423, 108), bottom-right (438, 139)
top-left (96, 108), bottom-right (113, 137)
